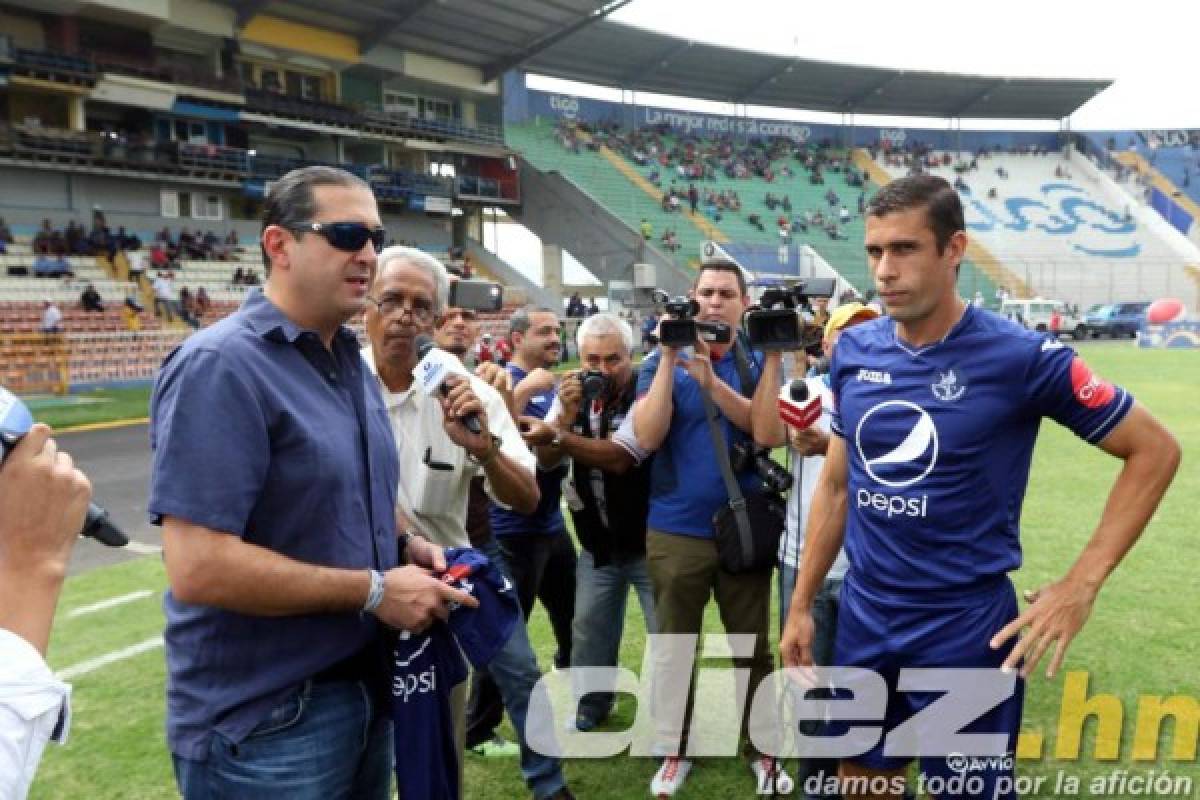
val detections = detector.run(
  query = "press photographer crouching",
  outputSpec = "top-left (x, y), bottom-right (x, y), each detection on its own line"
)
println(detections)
top-left (631, 259), bottom-right (794, 796)
top-left (518, 313), bottom-right (657, 734)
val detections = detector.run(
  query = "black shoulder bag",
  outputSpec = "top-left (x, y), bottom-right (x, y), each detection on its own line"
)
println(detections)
top-left (702, 340), bottom-right (786, 574)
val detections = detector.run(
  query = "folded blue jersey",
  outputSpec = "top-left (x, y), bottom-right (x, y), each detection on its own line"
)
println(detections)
top-left (391, 547), bottom-right (520, 799)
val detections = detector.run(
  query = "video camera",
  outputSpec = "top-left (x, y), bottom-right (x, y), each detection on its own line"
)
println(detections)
top-left (730, 440), bottom-right (793, 494)
top-left (650, 289), bottom-right (733, 348)
top-left (743, 277), bottom-right (837, 354)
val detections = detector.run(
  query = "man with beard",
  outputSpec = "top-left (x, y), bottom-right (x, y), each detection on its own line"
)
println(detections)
top-left (633, 260), bottom-right (793, 797)
top-left (465, 308), bottom-right (578, 753)
top-left (363, 248), bottom-right (574, 800)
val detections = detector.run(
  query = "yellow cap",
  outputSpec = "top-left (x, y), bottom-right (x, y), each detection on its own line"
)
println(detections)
top-left (824, 302), bottom-right (880, 341)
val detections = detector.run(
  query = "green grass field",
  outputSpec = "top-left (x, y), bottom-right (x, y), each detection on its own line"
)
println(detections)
top-left (29, 345), bottom-right (1198, 799)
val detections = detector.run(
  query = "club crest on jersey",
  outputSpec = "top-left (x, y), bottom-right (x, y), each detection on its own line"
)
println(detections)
top-left (931, 369), bottom-right (966, 402)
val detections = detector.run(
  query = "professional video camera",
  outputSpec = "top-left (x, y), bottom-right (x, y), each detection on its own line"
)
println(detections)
top-left (743, 277), bottom-right (837, 354)
top-left (730, 440), bottom-right (793, 494)
top-left (650, 289), bottom-right (733, 348)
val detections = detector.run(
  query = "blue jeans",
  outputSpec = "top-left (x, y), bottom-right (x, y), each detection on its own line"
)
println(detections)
top-left (473, 537), bottom-right (568, 799)
top-left (571, 549), bottom-right (656, 721)
top-left (779, 563), bottom-right (843, 800)
top-left (172, 679), bottom-right (392, 800)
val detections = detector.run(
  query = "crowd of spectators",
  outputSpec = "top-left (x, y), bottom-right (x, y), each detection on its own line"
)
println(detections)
top-left (553, 120), bottom-right (869, 246)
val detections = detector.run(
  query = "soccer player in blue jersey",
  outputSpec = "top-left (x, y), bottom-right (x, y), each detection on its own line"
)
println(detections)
top-left (779, 174), bottom-right (1180, 800)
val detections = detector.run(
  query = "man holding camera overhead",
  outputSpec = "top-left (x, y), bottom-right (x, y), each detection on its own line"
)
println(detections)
top-left (632, 260), bottom-right (794, 797)
top-left (519, 312), bottom-right (657, 734)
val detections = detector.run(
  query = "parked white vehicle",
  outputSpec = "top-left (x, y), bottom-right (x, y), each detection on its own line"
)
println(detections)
top-left (999, 298), bottom-right (1086, 339)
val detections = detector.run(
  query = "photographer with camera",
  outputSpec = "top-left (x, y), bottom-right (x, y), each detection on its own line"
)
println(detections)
top-left (750, 300), bottom-right (879, 798)
top-left (632, 260), bottom-right (793, 797)
top-left (518, 313), bottom-right (657, 734)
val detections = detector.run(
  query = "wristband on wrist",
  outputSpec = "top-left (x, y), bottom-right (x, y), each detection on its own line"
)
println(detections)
top-left (363, 569), bottom-right (385, 613)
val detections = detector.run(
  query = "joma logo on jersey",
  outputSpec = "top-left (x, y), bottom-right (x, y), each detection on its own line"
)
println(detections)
top-left (856, 368), bottom-right (892, 384)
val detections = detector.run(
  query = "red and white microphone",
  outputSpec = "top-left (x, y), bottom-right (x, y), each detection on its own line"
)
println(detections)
top-left (778, 378), bottom-right (822, 430)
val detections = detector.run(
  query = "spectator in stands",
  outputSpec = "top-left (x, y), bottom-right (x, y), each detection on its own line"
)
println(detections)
top-left (640, 218), bottom-right (652, 241)
top-left (973, 290), bottom-right (986, 308)
top-left (243, 269), bottom-right (260, 286)
top-left (127, 248), bottom-right (149, 284)
top-left (153, 271), bottom-right (175, 322)
top-left (32, 220), bottom-right (54, 255)
top-left (688, 183), bottom-right (698, 214)
top-left (33, 253), bottom-right (72, 279)
top-left (151, 242), bottom-right (170, 270)
top-left (80, 283), bottom-right (105, 313)
top-left (39, 300), bottom-right (63, 334)
top-left (115, 226), bottom-right (141, 252)
top-left (0, 218), bottom-right (11, 246)
top-left (121, 301), bottom-right (142, 332)
top-left (195, 287), bottom-right (211, 318)
top-left (587, 298), bottom-right (599, 316)
top-left (839, 205), bottom-right (851, 224)
top-left (232, 267), bottom-right (245, 286)
top-left (178, 287), bottom-right (201, 330)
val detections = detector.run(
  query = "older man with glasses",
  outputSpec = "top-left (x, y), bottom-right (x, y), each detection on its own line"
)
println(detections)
top-left (362, 247), bottom-right (576, 800)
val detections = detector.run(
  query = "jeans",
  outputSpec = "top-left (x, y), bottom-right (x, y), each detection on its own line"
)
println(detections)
top-left (172, 679), bottom-right (392, 800)
top-left (466, 537), bottom-right (568, 800)
top-left (779, 563), bottom-right (844, 799)
top-left (497, 532), bottom-right (576, 668)
top-left (571, 549), bottom-right (656, 721)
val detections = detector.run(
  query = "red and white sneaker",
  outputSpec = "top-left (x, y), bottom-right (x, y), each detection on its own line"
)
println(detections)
top-left (750, 755), bottom-right (795, 795)
top-left (650, 756), bottom-right (693, 797)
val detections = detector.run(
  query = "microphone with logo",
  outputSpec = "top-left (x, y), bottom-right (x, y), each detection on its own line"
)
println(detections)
top-left (412, 334), bottom-right (482, 435)
top-left (0, 386), bottom-right (129, 547)
top-left (778, 378), bottom-right (823, 431)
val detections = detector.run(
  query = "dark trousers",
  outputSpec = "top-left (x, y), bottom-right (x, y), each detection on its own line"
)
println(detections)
top-left (466, 532), bottom-right (577, 745)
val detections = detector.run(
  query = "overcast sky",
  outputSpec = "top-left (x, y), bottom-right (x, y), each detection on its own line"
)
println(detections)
top-left (528, 0), bottom-right (1197, 131)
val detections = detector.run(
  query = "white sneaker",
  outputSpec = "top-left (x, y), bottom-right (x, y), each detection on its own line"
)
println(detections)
top-left (750, 756), bottom-right (795, 795)
top-left (650, 756), bottom-right (692, 797)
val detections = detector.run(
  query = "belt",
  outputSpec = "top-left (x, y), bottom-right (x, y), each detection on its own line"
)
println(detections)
top-left (313, 646), bottom-right (378, 685)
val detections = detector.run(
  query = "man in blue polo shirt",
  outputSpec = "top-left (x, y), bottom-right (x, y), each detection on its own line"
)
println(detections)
top-left (466, 306), bottom-right (577, 752)
top-left (780, 174), bottom-right (1180, 799)
top-left (149, 166), bottom-right (474, 799)
top-left (633, 260), bottom-right (794, 797)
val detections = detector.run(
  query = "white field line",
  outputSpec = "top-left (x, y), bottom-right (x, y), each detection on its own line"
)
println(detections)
top-left (67, 589), bottom-right (154, 618)
top-left (56, 636), bottom-right (164, 681)
top-left (123, 540), bottom-right (162, 555)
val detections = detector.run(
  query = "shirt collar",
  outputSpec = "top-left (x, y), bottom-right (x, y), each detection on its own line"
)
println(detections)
top-left (241, 288), bottom-right (357, 348)
top-left (360, 345), bottom-right (418, 410)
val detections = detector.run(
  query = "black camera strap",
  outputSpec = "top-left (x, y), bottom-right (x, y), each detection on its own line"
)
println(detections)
top-left (701, 337), bottom-right (757, 562)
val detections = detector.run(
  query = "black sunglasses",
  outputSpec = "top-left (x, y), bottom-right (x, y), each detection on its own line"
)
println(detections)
top-left (291, 221), bottom-right (386, 253)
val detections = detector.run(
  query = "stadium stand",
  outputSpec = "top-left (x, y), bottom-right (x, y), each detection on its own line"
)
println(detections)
top-left (875, 147), bottom-right (1199, 308)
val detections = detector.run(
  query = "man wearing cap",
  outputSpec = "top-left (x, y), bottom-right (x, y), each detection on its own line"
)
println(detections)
top-left (751, 301), bottom-right (878, 799)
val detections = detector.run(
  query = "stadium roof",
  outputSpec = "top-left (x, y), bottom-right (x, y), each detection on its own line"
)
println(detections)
top-left (521, 21), bottom-right (1112, 119)
top-left (225, 2), bottom-right (1109, 119)
top-left (226, 0), bottom-right (632, 77)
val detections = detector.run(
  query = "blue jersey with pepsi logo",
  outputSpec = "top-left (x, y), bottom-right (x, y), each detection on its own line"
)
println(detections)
top-left (829, 305), bottom-right (1133, 595)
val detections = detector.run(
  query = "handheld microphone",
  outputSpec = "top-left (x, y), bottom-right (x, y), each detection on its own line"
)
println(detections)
top-left (777, 378), bottom-right (822, 431)
top-left (413, 334), bottom-right (483, 435)
top-left (0, 387), bottom-right (129, 547)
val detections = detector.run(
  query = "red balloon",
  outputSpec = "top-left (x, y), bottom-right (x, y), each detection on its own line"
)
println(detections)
top-left (1146, 298), bottom-right (1186, 325)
